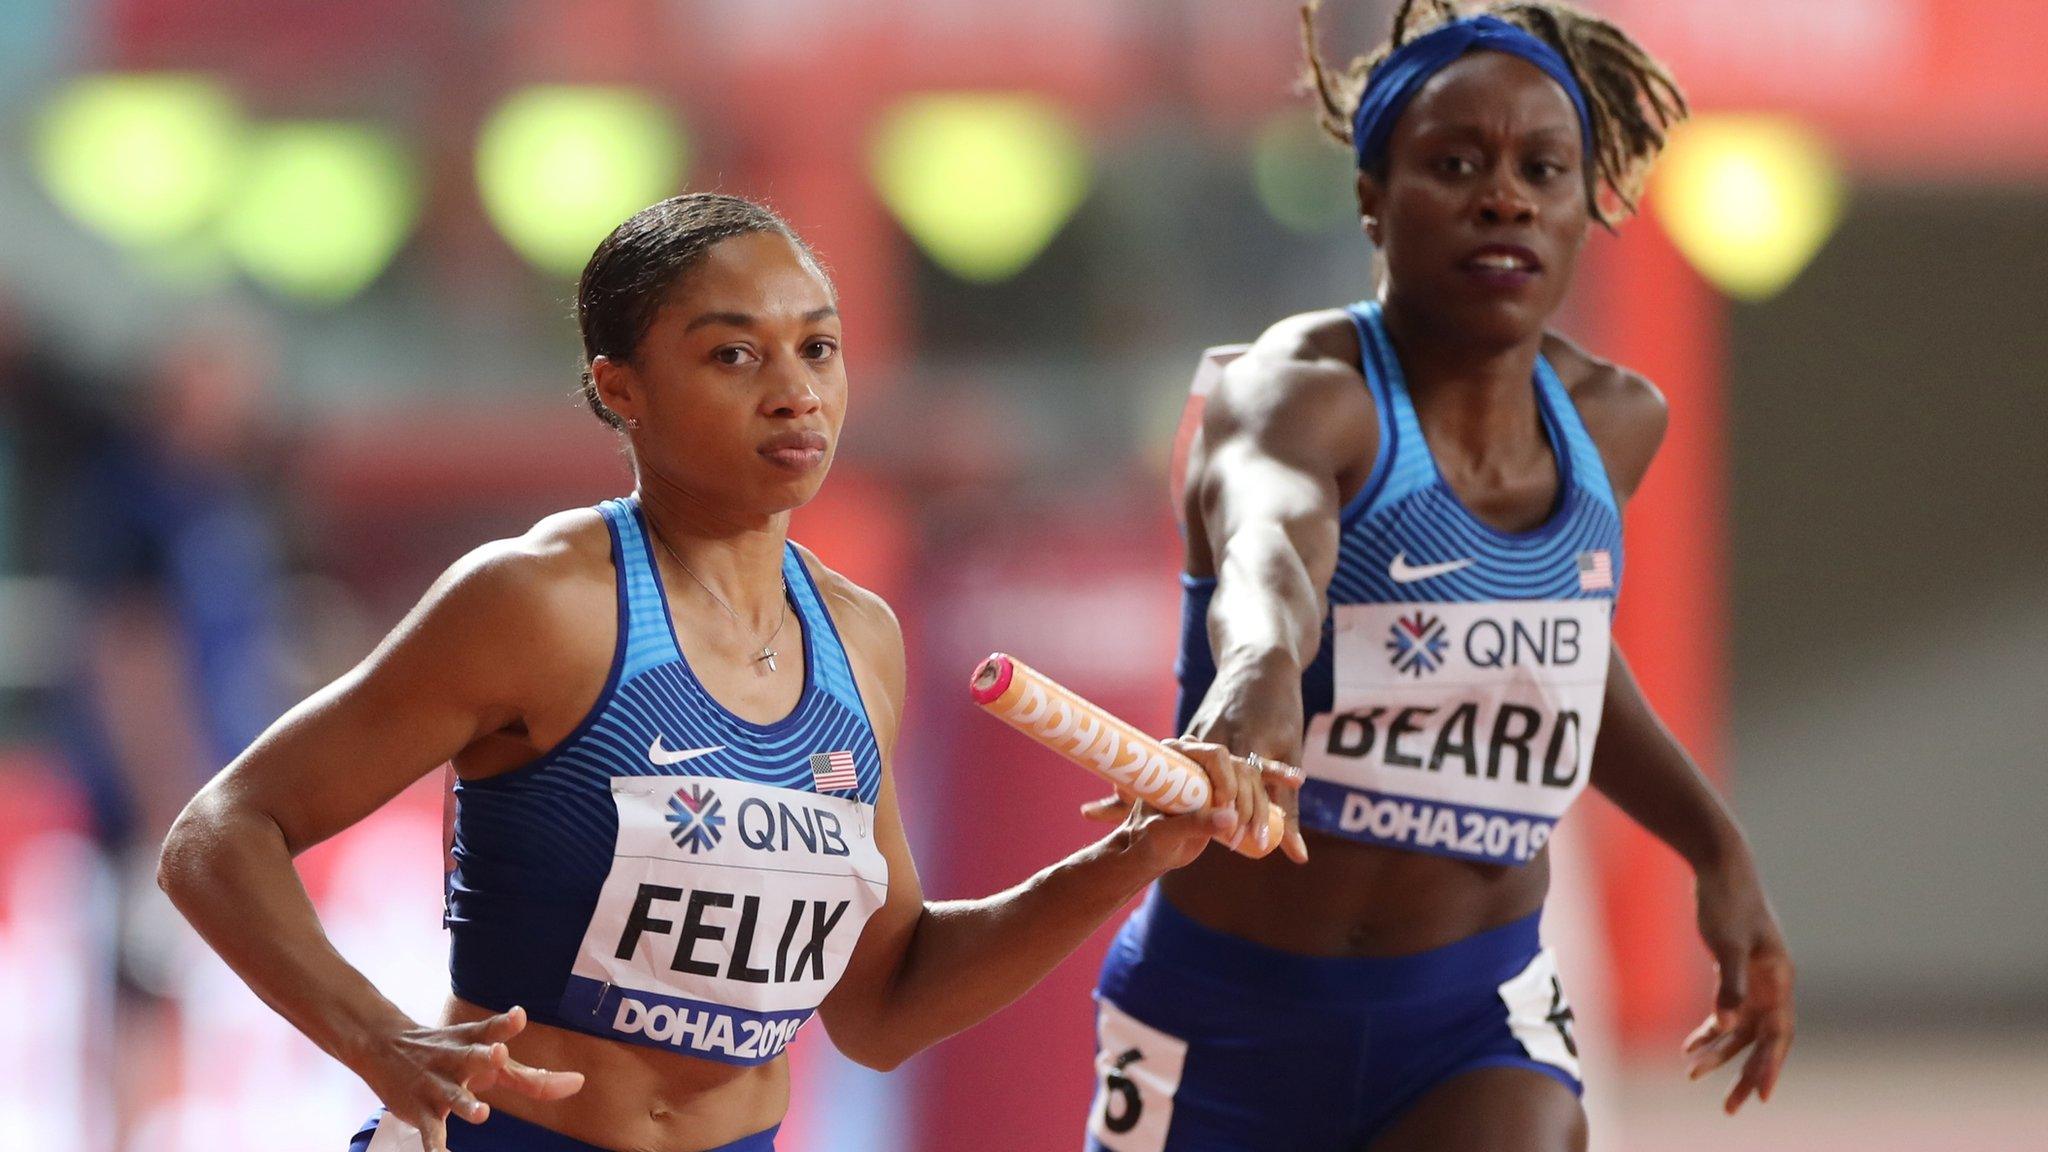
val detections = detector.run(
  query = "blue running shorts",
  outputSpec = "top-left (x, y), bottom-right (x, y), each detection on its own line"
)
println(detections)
top-left (349, 1108), bottom-right (777, 1152)
top-left (1086, 888), bottom-right (1582, 1151)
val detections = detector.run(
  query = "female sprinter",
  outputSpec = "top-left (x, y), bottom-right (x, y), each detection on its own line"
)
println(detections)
top-left (1081, 4), bottom-right (1794, 1150)
top-left (158, 193), bottom-right (1293, 1152)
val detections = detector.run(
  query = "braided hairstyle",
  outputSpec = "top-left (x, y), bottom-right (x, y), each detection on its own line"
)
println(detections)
top-left (1300, 0), bottom-right (1687, 229)
top-left (576, 193), bottom-right (828, 430)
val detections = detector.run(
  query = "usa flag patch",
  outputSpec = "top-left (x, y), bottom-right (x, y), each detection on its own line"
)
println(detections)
top-left (1576, 550), bottom-right (1614, 592)
top-left (810, 750), bottom-right (858, 792)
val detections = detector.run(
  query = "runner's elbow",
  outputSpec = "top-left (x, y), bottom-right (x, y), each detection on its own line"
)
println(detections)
top-left (156, 787), bottom-right (263, 901)
top-left (823, 1016), bottom-right (915, 1072)
top-left (854, 1044), bottom-right (913, 1074)
top-left (156, 794), bottom-right (217, 899)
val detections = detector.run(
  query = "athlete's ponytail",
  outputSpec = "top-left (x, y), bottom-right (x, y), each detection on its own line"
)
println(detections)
top-left (575, 194), bottom-right (829, 430)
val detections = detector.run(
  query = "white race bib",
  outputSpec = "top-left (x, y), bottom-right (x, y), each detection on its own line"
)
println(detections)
top-left (560, 776), bottom-right (888, 1065)
top-left (1088, 996), bottom-right (1189, 1152)
top-left (1299, 600), bottom-right (1610, 864)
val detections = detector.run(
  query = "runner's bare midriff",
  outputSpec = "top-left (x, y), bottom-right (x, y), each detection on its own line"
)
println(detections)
top-left (443, 996), bottom-right (787, 1152)
top-left (1158, 834), bottom-right (1549, 956)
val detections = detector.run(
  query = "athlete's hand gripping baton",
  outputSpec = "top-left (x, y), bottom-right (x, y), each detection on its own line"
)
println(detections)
top-left (968, 652), bottom-right (1284, 858)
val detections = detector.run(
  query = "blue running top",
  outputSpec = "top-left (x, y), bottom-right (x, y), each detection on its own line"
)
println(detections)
top-left (1176, 302), bottom-right (1624, 865)
top-left (447, 495), bottom-right (888, 1066)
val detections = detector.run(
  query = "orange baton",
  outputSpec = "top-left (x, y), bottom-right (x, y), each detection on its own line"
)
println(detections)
top-left (968, 652), bottom-right (1282, 857)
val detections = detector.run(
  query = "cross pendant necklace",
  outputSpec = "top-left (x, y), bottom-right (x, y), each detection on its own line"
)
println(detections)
top-left (648, 522), bottom-right (788, 673)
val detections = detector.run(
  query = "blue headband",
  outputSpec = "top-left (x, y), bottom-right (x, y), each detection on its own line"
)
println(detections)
top-left (1351, 15), bottom-right (1593, 172)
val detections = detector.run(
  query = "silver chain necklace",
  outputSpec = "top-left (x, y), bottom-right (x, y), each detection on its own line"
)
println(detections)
top-left (646, 522), bottom-right (788, 673)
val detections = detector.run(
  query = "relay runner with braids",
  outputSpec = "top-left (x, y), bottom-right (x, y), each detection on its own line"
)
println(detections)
top-left (157, 193), bottom-right (1290, 1152)
top-left (1082, 4), bottom-right (1795, 1149)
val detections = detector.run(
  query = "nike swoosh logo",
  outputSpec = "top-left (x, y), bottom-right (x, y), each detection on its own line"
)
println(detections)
top-left (1388, 552), bottom-right (1476, 583)
top-left (648, 737), bottom-right (726, 766)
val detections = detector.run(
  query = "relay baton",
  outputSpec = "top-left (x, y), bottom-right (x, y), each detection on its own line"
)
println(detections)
top-left (968, 653), bottom-right (1283, 857)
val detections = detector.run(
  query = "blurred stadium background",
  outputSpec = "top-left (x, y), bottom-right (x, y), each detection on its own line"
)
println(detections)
top-left (0, 0), bottom-right (2043, 1149)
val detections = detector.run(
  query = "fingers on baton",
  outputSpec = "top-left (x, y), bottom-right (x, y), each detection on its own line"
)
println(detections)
top-left (1245, 750), bottom-right (1306, 856)
top-left (1163, 739), bottom-right (1286, 858)
top-left (1167, 739), bottom-right (1239, 837)
top-left (1162, 739), bottom-right (1249, 849)
top-left (1238, 752), bottom-right (1271, 854)
top-left (1256, 754), bottom-right (1311, 863)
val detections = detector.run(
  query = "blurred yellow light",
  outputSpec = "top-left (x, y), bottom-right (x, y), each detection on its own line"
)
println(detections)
top-left (1252, 112), bottom-right (1357, 235)
top-left (1651, 115), bottom-right (1843, 302)
top-left (34, 73), bottom-right (241, 247)
top-left (476, 87), bottom-right (685, 278)
top-left (871, 94), bottom-right (1090, 284)
top-left (219, 123), bottom-right (416, 303)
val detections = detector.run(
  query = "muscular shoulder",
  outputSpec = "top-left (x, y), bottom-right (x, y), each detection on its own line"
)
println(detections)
top-left (1216, 309), bottom-right (1370, 425)
top-left (433, 508), bottom-right (611, 622)
top-left (358, 506), bottom-right (613, 719)
top-left (792, 545), bottom-right (906, 748)
top-left (1207, 308), bottom-right (1376, 472)
top-left (394, 508), bottom-right (612, 674)
top-left (1541, 331), bottom-right (1668, 503)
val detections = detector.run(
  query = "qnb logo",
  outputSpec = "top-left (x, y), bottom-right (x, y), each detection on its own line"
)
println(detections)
top-left (1385, 611), bottom-right (1449, 677)
top-left (665, 783), bottom-right (724, 854)
top-left (1100, 1047), bottom-right (1144, 1135)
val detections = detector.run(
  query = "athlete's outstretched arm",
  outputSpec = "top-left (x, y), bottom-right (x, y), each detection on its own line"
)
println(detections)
top-left (157, 534), bottom-right (587, 1150)
top-left (812, 569), bottom-right (1270, 1071)
top-left (1179, 317), bottom-right (1378, 861)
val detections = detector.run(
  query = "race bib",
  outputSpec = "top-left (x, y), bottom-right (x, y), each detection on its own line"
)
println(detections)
top-left (1299, 600), bottom-right (1610, 864)
top-left (1088, 996), bottom-right (1189, 1152)
top-left (561, 776), bottom-right (888, 1065)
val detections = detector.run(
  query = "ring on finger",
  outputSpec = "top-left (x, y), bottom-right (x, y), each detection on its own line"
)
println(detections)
top-left (1247, 751), bottom-right (1302, 785)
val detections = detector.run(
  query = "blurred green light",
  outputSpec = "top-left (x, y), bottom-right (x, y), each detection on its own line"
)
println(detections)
top-left (34, 73), bottom-right (241, 247)
top-left (1251, 112), bottom-right (1357, 235)
top-left (219, 123), bottom-right (417, 304)
top-left (871, 94), bottom-right (1090, 284)
top-left (476, 87), bottom-right (685, 277)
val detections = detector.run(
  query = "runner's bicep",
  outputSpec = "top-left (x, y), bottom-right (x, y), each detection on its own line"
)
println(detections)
top-left (1203, 445), bottom-right (1343, 571)
top-left (215, 666), bottom-right (492, 855)
top-left (1196, 361), bottom-right (1355, 591)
